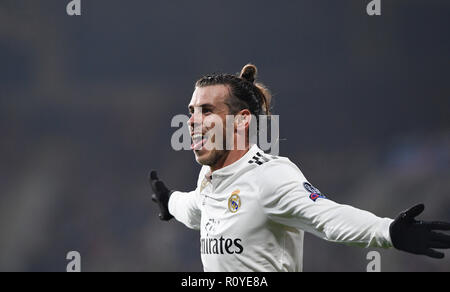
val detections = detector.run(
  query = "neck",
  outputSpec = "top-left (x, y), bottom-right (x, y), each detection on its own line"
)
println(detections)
top-left (209, 146), bottom-right (250, 173)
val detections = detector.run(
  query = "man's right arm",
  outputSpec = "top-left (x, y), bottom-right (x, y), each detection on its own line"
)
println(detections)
top-left (149, 170), bottom-right (202, 230)
top-left (168, 190), bottom-right (201, 230)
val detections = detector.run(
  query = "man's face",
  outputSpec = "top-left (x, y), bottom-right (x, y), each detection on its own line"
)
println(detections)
top-left (188, 85), bottom-right (231, 166)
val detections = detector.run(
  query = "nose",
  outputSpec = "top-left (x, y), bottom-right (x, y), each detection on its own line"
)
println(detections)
top-left (187, 111), bottom-right (202, 130)
top-left (187, 113), bottom-right (195, 128)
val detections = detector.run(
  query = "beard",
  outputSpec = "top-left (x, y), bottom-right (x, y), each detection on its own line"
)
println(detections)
top-left (196, 150), bottom-right (223, 166)
top-left (193, 123), bottom-right (239, 168)
top-left (194, 132), bottom-right (229, 167)
top-left (195, 149), bottom-right (227, 166)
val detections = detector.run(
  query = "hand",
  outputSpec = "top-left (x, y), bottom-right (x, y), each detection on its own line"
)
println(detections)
top-left (390, 204), bottom-right (450, 259)
top-left (148, 170), bottom-right (174, 221)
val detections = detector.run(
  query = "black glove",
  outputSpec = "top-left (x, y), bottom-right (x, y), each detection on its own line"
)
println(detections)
top-left (390, 204), bottom-right (450, 259)
top-left (148, 170), bottom-right (174, 221)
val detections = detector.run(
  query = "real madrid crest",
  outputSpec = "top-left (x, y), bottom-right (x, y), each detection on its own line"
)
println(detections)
top-left (228, 190), bottom-right (241, 213)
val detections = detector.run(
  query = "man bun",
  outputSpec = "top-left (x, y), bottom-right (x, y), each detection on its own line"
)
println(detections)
top-left (240, 64), bottom-right (258, 84)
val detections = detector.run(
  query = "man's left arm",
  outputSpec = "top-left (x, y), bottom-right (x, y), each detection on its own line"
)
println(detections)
top-left (258, 160), bottom-right (450, 258)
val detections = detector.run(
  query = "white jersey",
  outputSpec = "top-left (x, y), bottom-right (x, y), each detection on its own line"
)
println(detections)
top-left (168, 144), bottom-right (393, 272)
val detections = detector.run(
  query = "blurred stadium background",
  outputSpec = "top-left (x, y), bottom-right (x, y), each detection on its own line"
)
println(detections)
top-left (0, 0), bottom-right (449, 271)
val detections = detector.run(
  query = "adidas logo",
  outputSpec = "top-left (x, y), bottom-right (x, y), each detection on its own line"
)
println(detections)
top-left (248, 152), bottom-right (276, 165)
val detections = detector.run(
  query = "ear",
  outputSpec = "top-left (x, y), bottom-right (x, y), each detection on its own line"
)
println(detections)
top-left (234, 109), bottom-right (251, 131)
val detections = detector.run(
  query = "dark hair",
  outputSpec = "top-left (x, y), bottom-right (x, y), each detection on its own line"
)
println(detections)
top-left (195, 64), bottom-right (272, 120)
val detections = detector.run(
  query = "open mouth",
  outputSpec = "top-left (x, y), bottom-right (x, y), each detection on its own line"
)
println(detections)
top-left (191, 133), bottom-right (208, 151)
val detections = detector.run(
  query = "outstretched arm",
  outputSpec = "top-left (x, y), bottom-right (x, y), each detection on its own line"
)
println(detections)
top-left (258, 160), bottom-right (450, 258)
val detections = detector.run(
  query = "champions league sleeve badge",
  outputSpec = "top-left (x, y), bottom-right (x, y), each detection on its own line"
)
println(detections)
top-left (303, 182), bottom-right (327, 202)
